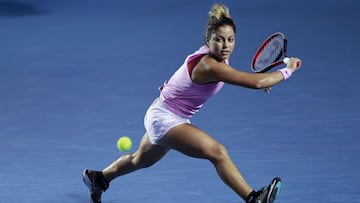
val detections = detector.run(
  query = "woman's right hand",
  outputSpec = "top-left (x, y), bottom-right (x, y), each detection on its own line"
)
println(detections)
top-left (286, 57), bottom-right (302, 73)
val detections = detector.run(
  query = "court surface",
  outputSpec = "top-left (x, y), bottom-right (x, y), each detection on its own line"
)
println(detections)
top-left (1, 0), bottom-right (359, 202)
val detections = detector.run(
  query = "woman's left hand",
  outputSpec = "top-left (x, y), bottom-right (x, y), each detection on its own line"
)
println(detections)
top-left (263, 87), bottom-right (271, 93)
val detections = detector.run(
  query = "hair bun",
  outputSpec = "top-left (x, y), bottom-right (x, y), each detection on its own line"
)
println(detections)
top-left (208, 4), bottom-right (230, 20)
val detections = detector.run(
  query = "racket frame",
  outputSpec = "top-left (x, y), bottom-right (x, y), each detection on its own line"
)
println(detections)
top-left (251, 32), bottom-right (288, 73)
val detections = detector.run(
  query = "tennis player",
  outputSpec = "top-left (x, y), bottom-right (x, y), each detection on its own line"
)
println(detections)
top-left (83, 3), bottom-right (301, 203)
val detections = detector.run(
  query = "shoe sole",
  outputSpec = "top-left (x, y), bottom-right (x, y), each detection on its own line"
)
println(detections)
top-left (267, 177), bottom-right (282, 203)
top-left (82, 169), bottom-right (93, 190)
top-left (83, 169), bottom-right (101, 203)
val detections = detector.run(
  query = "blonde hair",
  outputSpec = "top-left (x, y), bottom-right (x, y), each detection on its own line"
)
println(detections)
top-left (208, 3), bottom-right (231, 20)
top-left (205, 4), bottom-right (236, 42)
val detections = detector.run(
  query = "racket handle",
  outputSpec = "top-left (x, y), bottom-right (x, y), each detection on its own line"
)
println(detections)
top-left (283, 57), bottom-right (301, 68)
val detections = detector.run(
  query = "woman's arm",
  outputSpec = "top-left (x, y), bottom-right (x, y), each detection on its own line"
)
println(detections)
top-left (192, 55), bottom-right (301, 89)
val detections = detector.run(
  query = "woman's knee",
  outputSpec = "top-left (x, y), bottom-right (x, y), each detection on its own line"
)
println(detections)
top-left (130, 152), bottom-right (154, 169)
top-left (132, 145), bottom-right (168, 169)
top-left (207, 142), bottom-right (229, 163)
top-left (135, 155), bottom-right (159, 169)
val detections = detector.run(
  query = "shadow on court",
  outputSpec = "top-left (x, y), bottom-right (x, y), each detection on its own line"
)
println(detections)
top-left (0, 1), bottom-right (47, 17)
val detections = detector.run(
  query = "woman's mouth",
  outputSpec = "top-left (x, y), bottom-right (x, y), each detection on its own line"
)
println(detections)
top-left (221, 51), bottom-right (230, 57)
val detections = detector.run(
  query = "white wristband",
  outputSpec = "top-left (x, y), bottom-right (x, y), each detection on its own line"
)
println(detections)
top-left (278, 67), bottom-right (292, 80)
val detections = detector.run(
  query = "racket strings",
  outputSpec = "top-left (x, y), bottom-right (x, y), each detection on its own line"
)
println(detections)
top-left (254, 36), bottom-right (284, 70)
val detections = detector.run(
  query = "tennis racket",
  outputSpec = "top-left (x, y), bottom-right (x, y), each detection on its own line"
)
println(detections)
top-left (251, 32), bottom-right (301, 73)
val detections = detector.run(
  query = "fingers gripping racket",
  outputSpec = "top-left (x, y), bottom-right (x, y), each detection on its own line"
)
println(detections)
top-left (251, 32), bottom-right (301, 73)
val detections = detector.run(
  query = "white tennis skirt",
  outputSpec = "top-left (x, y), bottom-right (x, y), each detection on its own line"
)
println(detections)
top-left (144, 98), bottom-right (191, 144)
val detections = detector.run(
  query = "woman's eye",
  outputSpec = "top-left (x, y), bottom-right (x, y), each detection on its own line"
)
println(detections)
top-left (215, 37), bottom-right (223, 42)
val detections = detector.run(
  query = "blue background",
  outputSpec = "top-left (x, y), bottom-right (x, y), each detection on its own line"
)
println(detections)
top-left (1, 0), bottom-right (359, 202)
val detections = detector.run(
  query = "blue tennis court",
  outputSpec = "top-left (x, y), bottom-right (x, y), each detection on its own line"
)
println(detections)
top-left (1, 0), bottom-right (359, 202)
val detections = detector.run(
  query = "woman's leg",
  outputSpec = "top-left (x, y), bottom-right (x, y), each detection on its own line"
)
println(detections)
top-left (102, 133), bottom-right (169, 181)
top-left (159, 123), bottom-right (253, 200)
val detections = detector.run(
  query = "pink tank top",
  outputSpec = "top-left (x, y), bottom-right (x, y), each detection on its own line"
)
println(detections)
top-left (159, 45), bottom-right (227, 118)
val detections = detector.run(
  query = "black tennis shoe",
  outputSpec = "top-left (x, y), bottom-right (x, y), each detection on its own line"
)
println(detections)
top-left (247, 177), bottom-right (282, 203)
top-left (82, 169), bottom-right (109, 203)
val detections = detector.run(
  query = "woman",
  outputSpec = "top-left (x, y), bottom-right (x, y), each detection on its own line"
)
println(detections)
top-left (83, 3), bottom-right (301, 203)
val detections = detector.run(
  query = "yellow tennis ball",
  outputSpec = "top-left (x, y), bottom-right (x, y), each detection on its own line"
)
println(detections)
top-left (117, 136), bottom-right (132, 151)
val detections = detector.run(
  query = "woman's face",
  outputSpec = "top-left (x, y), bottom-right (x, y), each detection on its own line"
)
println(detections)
top-left (207, 25), bottom-right (235, 61)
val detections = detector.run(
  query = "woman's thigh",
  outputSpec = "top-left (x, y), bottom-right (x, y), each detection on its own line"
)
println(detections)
top-left (135, 133), bottom-right (170, 167)
top-left (159, 123), bottom-right (225, 161)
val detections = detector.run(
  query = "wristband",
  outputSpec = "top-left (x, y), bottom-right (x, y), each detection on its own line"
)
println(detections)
top-left (278, 67), bottom-right (292, 80)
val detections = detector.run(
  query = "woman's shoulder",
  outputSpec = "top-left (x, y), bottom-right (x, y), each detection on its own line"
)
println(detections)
top-left (201, 55), bottom-right (227, 68)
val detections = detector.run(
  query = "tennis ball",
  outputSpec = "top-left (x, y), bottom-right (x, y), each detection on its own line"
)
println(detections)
top-left (117, 136), bottom-right (132, 151)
